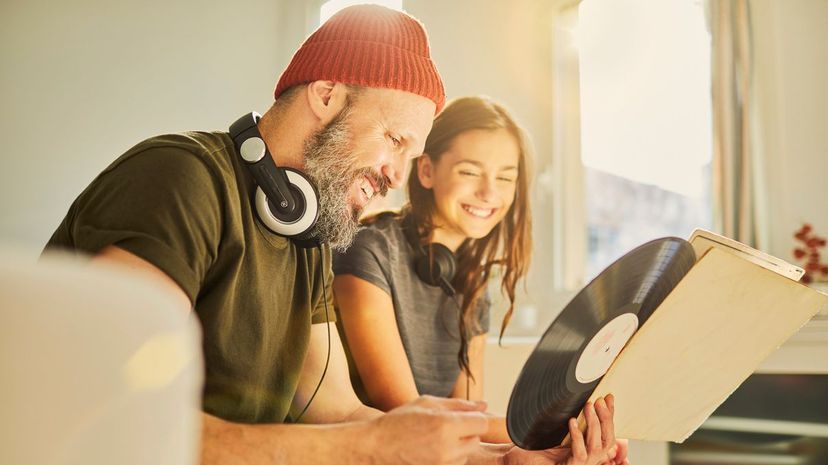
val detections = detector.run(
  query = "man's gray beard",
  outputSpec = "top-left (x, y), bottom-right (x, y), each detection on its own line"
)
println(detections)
top-left (303, 107), bottom-right (364, 252)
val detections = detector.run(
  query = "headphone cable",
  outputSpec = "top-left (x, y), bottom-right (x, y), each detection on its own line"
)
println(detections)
top-left (293, 247), bottom-right (332, 423)
top-left (449, 292), bottom-right (471, 401)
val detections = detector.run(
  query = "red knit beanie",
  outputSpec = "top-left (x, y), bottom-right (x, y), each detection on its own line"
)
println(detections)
top-left (274, 5), bottom-right (445, 113)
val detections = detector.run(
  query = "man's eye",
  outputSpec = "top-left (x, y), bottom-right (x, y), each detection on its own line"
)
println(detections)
top-left (459, 170), bottom-right (480, 177)
top-left (497, 176), bottom-right (517, 183)
top-left (389, 135), bottom-right (401, 147)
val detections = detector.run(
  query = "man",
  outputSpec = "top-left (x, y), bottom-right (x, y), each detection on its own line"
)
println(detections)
top-left (45, 5), bottom-right (627, 465)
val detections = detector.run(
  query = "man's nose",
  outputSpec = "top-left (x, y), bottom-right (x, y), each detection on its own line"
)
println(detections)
top-left (382, 153), bottom-right (409, 189)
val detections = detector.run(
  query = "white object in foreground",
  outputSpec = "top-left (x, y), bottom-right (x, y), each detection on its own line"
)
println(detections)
top-left (0, 252), bottom-right (203, 465)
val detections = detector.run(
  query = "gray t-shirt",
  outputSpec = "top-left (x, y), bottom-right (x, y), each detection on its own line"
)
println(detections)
top-left (333, 213), bottom-right (490, 401)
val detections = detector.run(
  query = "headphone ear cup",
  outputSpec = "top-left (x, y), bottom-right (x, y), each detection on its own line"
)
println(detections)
top-left (433, 243), bottom-right (456, 282)
top-left (255, 168), bottom-right (320, 238)
top-left (415, 243), bottom-right (456, 287)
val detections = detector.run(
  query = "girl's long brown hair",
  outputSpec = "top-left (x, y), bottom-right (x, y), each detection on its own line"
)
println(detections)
top-left (405, 96), bottom-right (534, 378)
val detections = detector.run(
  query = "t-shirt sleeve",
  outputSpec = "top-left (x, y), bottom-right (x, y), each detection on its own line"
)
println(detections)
top-left (332, 226), bottom-right (392, 296)
top-left (67, 147), bottom-right (222, 303)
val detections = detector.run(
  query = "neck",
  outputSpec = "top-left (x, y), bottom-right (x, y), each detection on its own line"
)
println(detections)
top-left (429, 223), bottom-right (466, 253)
top-left (257, 101), bottom-right (316, 171)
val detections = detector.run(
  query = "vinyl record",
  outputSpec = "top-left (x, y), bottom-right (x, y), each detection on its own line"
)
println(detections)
top-left (506, 237), bottom-right (696, 450)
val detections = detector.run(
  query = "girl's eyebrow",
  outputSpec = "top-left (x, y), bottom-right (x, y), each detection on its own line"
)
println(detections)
top-left (454, 159), bottom-right (518, 172)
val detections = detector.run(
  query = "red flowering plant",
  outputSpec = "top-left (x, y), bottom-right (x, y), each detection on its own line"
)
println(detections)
top-left (793, 223), bottom-right (828, 284)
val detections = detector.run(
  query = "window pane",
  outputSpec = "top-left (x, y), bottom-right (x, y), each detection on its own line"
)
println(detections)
top-left (578, 0), bottom-right (713, 279)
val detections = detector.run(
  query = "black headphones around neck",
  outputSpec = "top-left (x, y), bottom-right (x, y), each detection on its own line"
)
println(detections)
top-left (401, 214), bottom-right (457, 297)
top-left (229, 112), bottom-right (321, 247)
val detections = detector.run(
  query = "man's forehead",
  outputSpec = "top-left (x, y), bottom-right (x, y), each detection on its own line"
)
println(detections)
top-left (376, 88), bottom-right (434, 129)
top-left (359, 87), bottom-right (435, 119)
top-left (344, 87), bottom-right (432, 151)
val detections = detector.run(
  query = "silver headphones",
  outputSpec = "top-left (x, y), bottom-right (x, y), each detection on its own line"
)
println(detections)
top-left (229, 112), bottom-right (321, 246)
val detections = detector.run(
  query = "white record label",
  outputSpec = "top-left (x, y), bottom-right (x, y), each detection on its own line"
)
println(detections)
top-left (575, 313), bottom-right (639, 384)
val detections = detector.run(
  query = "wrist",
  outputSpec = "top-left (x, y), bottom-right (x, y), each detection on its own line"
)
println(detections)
top-left (472, 443), bottom-right (512, 465)
top-left (339, 419), bottom-right (378, 465)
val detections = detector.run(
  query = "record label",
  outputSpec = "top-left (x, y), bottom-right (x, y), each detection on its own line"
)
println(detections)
top-left (575, 311), bottom-right (639, 383)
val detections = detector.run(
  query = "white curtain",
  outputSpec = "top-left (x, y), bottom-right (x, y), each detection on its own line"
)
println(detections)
top-left (709, 0), bottom-right (767, 248)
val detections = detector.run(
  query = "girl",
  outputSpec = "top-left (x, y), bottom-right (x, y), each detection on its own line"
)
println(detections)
top-left (332, 96), bottom-right (532, 443)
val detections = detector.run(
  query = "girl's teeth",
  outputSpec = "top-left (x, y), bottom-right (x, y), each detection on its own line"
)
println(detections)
top-left (463, 205), bottom-right (493, 218)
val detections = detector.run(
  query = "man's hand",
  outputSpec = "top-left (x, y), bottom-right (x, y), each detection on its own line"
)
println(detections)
top-left (368, 395), bottom-right (489, 465)
top-left (477, 395), bottom-right (628, 465)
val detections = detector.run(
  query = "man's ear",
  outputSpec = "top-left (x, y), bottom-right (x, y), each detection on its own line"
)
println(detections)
top-left (417, 155), bottom-right (435, 189)
top-left (306, 80), bottom-right (348, 123)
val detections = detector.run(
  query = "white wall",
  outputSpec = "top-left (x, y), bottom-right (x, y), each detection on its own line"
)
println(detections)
top-left (0, 0), bottom-right (286, 253)
top-left (752, 0), bottom-right (828, 260)
top-left (405, 0), bottom-right (562, 323)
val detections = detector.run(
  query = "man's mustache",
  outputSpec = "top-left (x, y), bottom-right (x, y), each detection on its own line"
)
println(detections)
top-left (358, 168), bottom-right (390, 198)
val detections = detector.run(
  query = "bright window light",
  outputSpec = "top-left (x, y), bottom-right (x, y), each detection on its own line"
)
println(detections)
top-left (320, 0), bottom-right (404, 25)
top-left (578, 0), bottom-right (713, 278)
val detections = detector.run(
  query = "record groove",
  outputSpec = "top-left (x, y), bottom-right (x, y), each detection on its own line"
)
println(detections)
top-left (506, 237), bottom-right (696, 450)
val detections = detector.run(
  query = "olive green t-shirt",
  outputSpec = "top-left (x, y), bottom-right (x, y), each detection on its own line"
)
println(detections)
top-left (45, 131), bottom-right (334, 423)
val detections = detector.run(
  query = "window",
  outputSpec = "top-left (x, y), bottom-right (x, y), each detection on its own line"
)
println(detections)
top-left (577, 0), bottom-right (713, 279)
